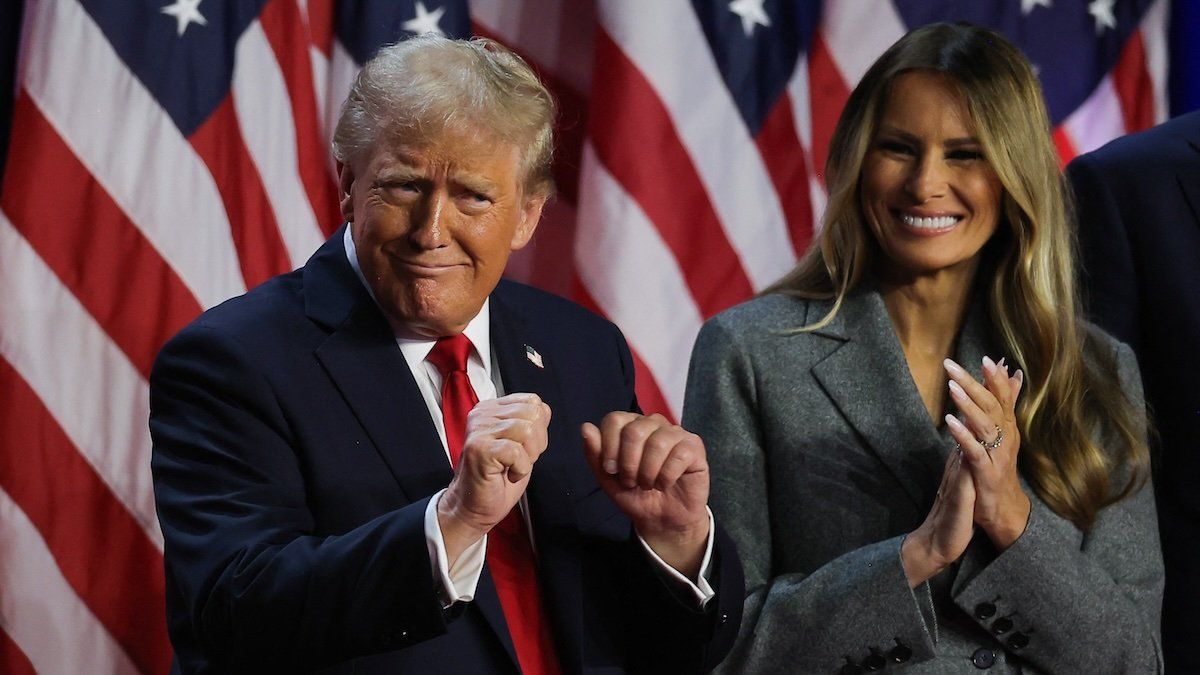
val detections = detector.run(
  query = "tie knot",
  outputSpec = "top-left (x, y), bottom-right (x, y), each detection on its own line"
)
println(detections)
top-left (427, 333), bottom-right (473, 377)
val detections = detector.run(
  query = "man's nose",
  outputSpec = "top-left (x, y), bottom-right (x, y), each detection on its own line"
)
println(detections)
top-left (905, 154), bottom-right (948, 203)
top-left (408, 192), bottom-right (450, 249)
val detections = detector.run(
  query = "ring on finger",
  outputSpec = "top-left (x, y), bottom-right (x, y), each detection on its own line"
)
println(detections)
top-left (978, 425), bottom-right (1004, 451)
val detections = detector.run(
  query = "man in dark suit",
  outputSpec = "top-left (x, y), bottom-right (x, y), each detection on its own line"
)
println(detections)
top-left (149, 35), bottom-right (742, 674)
top-left (1067, 109), bottom-right (1200, 672)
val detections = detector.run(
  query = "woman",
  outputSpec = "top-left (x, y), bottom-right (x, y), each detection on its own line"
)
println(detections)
top-left (684, 23), bottom-right (1162, 674)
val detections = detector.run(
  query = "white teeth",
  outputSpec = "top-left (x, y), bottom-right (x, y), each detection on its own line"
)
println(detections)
top-left (900, 214), bottom-right (959, 229)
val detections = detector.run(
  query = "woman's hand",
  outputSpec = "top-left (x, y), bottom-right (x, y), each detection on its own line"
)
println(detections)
top-left (944, 356), bottom-right (1031, 551)
top-left (902, 441), bottom-right (977, 587)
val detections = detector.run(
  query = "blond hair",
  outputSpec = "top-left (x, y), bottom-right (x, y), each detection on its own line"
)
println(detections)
top-left (769, 23), bottom-right (1146, 530)
top-left (332, 34), bottom-right (556, 197)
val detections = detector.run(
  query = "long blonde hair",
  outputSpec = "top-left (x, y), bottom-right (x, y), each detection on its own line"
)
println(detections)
top-left (769, 23), bottom-right (1146, 530)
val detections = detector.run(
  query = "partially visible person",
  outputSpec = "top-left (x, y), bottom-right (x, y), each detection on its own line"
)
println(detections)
top-left (685, 23), bottom-right (1163, 673)
top-left (1067, 110), bottom-right (1200, 672)
top-left (150, 34), bottom-right (742, 674)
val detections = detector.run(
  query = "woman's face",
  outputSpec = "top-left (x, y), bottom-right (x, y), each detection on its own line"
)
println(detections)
top-left (860, 70), bottom-right (1003, 282)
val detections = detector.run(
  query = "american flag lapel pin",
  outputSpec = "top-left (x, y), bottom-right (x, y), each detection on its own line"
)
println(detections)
top-left (524, 345), bottom-right (544, 369)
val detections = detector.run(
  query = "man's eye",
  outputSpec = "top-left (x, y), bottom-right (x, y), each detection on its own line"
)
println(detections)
top-left (379, 181), bottom-right (418, 194)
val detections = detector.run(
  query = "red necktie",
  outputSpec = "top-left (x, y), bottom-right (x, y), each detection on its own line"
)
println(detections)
top-left (427, 334), bottom-right (561, 675)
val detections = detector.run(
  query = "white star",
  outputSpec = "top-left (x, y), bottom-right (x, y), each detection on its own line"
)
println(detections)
top-left (402, 2), bottom-right (446, 37)
top-left (161, 0), bottom-right (207, 37)
top-left (1021, 0), bottom-right (1052, 16)
top-left (1088, 0), bottom-right (1117, 34)
top-left (728, 0), bottom-right (771, 38)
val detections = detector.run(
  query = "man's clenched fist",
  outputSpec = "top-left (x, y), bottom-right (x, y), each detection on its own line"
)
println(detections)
top-left (582, 412), bottom-right (711, 579)
top-left (438, 393), bottom-right (551, 565)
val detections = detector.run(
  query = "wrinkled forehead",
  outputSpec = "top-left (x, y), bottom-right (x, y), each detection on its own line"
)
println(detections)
top-left (392, 122), bottom-right (531, 188)
top-left (363, 126), bottom-right (525, 182)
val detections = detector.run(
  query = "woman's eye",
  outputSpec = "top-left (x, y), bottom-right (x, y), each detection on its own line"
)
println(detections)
top-left (879, 140), bottom-right (914, 155)
top-left (947, 149), bottom-right (984, 161)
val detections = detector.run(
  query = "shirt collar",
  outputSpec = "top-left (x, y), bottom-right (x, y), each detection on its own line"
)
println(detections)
top-left (343, 226), bottom-right (492, 374)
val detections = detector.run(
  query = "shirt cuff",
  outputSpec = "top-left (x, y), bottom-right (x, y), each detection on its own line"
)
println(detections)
top-left (635, 507), bottom-right (717, 609)
top-left (425, 488), bottom-right (487, 608)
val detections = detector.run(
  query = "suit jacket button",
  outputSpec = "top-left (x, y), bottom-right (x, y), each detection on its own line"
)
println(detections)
top-left (974, 602), bottom-right (997, 620)
top-left (889, 642), bottom-right (913, 663)
top-left (971, 647), bottom-right (996, 669)
top-left (863, 652), bottom-right (886, 671)
top-left (1008, 632), bottom-right (1030, 650)
top-left (991, 617), bottom-right (1013, 635)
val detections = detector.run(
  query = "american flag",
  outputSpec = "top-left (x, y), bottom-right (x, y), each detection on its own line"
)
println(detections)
top-left (0, 0), bottom-right (1186, 671)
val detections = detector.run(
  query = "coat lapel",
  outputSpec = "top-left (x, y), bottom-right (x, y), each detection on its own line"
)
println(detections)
top-left (489, 285), bottom-right (586, 675)
top-left (1178, 136), bottom-right (1200, 235)
top-left (809, 289), bottom-right (958, 510)
top-left (303, 232), bottom-right (452, 504)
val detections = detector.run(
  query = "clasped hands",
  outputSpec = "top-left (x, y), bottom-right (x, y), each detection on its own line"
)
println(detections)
top-left (437, 393), bottom-right (711, 580)
top-left (902, 356), bottom-right (1032, 588)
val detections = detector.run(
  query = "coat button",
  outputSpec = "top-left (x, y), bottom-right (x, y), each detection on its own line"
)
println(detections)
top-left (1008, 632), bottom-right (1030, 650)
top-left (991, 617), bottom-right (1013, 635)
top-left (974, 602), bottom-right (997, 620)
top-left (719, 613), bottom-right (729, 625)
top-left (863, 652), bottom-right (886, 671)
top-left (888, 642), bottom-right (913, 663)
top-left (971, 647), bottom-right (996, 669)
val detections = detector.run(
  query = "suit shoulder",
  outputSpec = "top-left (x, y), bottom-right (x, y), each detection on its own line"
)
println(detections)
top-left (495, 278), bottom-right (619, 334)
top-left (704, 292), bottom-right (813, 337)
top-left (1081, 321), bottom-right (1138, 373)
top-left (158, 271), bottom-right (307, 360)
top-left (1071, 111), bottom-right (1199, 172)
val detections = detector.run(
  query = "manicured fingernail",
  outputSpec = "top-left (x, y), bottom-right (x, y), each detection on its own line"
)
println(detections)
top-left (603, 460), bottom-right (617, 474)
top-left (944, 414), bottom-right (965, 431)
top-left (943, 358), bottom-right (966, 377)
top-left (948, 380), bottom-right (966, 399)
top-left (1015, 369), bottom-right (1024, 384)
top-left (982, 355), bottom-right (996, 373)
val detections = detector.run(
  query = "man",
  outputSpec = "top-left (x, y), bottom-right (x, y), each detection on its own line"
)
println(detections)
top-left (150, 35), bottom-right (742, 674)
top-left (1067, 110), bottom-right (1200, 672)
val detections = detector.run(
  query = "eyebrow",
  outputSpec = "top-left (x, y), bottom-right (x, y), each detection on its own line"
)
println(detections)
top-left (876, 126), bottom-right (981, 147)
top-left (376, 167), bottom-right (422, 182)
top-left (453, 172), bottom-right (499, 191)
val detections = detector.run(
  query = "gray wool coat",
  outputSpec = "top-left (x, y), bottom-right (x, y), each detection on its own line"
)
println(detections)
top-left (683, 288), bottom-right (1163, 674)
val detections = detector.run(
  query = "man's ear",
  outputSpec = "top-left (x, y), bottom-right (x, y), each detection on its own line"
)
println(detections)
top-left (510, 194), bottom-right (547, 251)
top-left (337, 161), bottom-right (355, 222)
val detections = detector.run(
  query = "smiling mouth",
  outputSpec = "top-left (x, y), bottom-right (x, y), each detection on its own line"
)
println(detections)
top-left (898, 212), bottom-right (962, 232)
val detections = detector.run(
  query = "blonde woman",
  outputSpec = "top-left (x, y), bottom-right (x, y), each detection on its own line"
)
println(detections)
top-left (684, 23), bottom-right (1162, 674)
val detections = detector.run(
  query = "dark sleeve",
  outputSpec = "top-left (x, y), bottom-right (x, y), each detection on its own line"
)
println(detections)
top-left (608, 322), bottom-right (745, 673)
top-left (150, 325), bottom-right (447, 669)
top-left (1066, 154), bottom-right (1142, 351)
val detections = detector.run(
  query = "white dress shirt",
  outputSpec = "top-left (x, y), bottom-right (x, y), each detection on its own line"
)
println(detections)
top-left (343, 228), bottom-right (714, 608)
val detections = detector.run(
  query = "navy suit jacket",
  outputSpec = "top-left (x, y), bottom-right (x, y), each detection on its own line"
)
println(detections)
top-left (149, 228), bottom-right (743, 674)
top-left (1067, 110), bottom-right (1200, 672)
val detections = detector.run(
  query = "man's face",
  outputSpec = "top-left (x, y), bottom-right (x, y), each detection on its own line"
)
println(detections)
top-left (340, 127), bottom-right (545, 338)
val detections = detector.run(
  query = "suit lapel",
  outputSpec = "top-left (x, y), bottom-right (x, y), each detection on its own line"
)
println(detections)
top-left (1177, 136), bottom-right (1200, 235)
top-left (304, 229), bottom-right (451, 503)
top-left (489, 285), bottom-right (585, 675)
top-left (810, 289), bottom-right (953, 510)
